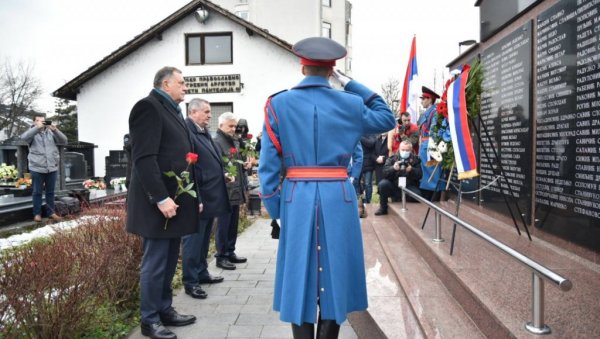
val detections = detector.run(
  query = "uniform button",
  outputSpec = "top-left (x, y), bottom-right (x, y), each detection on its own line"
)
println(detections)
top-left (317, 246), bottom-right (321, 250)
top-left (319, 267), bottom-right (323, 272)
top-left (320, 287), bottom-right (325, 292)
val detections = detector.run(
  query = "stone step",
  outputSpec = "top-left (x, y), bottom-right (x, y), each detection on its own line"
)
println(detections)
top-left (361, 204), bottom-right (485, 338)
top-left (383, 199), bottom-right (600, 338)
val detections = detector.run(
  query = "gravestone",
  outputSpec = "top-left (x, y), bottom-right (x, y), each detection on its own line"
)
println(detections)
top-left (64, 152), bottom-right (87, 182)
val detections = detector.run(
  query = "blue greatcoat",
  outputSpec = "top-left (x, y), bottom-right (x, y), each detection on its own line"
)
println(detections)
top-left (258, 76), bottom-right (395, 325)
top-left (418, 104), bottom-right (443, 191)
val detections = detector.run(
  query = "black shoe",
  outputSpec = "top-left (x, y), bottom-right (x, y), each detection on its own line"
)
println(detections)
top-left (184, 285), bottom-right (207, 299)
top-left (374, 208), bottom-right (388, 216)
top-left (140, 321), bottom-right (176, 339)
top-left (198, 274), bottom-right (224, 284)
top-left (159, 309), bottom-right (196, 326)
top-left (228, 254), bottom-right (247, 263)
top-left (216, 258), bottom-right (236, 270)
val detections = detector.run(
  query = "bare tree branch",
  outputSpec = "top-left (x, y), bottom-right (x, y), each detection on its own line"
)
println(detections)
top-left (380, 78), bottom-right (401, 114)
top-left (0, 59), bottom-right (42, 139)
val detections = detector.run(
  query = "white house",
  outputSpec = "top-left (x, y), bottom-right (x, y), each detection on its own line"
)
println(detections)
top-left (53, 0), bottom-right (322, 177)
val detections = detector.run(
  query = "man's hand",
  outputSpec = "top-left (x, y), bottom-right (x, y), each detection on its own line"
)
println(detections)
top-left (376, 156), bottom-right (384, 164)
top-left (199, 203), bottom-right (204, 213)
top-left (225, 173), bottom-right (236, 183)
top-left (157, 198), bottom-right (178, 219)
top-left (48, 124), bottom-right (57, 131)
top-left (34, 120), bottom-right (44, 129)
top-left (332, 69), bottom-right (351, 87)
top-left (405, 165), bottom-right (412, 173)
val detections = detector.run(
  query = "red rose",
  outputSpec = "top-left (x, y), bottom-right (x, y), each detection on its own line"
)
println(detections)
top-left (246, 133), bottom-right (253, 140)
top-left (186, 152), bottom-right (199, 165)
top-left (229, 147), bottom-right (237, 155)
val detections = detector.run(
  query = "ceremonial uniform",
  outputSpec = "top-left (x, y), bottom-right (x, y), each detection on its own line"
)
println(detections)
top-left (259, 38), bottom-right (395, 330)
top-left (417, 86), bottom-right (443, 195)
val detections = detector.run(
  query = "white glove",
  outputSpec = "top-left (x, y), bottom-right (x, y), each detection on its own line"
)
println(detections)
top-left (349, 177), bottom-right (355, 184)
top-left (332, 69), bottom-right (351, 87)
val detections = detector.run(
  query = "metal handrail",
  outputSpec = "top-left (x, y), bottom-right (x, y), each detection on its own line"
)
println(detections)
top-left (400, 187), bottom-right (572, 334)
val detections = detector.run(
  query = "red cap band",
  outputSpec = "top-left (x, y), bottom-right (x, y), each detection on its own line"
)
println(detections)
top-left (421, 93), bottom-right (434, 99)
top-left (300, 58), bottom-right (336, 67)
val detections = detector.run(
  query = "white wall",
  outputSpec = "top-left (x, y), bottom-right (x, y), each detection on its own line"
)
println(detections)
top-left (77, 10), bottom-right (299, 176)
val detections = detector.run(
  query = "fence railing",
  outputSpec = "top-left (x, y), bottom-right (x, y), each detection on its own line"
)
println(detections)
top-left (400, 187), bottom-right (572, 335)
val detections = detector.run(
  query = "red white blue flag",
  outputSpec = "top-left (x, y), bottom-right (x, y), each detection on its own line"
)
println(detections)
top-left (447, 65), bottom-right (478, 180)
top-left (400, 36), bottom-right (419, 123)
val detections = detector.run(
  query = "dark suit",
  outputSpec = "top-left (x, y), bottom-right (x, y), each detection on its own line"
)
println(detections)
top-left (182, 118), bottom-right (230, 289)
top-left (373, 133), bottom-right (389, 185)
top-left (127, 89), bottom-right (198, 325)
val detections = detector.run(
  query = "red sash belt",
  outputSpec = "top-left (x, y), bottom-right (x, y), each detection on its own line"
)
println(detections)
top-left (286, 167), bottom-right (348, 181)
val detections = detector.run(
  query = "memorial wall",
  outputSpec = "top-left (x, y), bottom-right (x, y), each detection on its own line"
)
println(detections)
top-left (534, 0), bottom-right (600, 250)
top-left (479, 21), bottom-right (533, 224)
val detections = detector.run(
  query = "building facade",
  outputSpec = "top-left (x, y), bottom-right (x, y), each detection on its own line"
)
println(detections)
top-left (214, 0), bottom-right (353, 74)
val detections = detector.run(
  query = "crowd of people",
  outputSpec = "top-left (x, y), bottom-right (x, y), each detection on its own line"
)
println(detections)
top-left (123, 37), bottom-right (443, 339)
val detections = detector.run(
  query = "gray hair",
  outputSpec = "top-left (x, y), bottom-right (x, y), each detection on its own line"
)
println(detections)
top-left (187, 98), bottom-right (210, 115)
top-left (218, 112), bottom-right (237, 125)
top-left (153, 66), bottom-right (181, 89)
top-left (400, 140), bottom-right (413, 148)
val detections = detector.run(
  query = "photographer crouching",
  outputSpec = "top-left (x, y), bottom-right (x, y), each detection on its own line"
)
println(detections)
top-left (374, 140), bottom-right (422, 216)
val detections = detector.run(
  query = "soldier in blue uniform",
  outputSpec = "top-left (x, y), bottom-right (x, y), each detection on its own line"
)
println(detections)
top-left (417, 86), bottom-right (442, 200)
top-left (258, 37), bottom-right (395, 339)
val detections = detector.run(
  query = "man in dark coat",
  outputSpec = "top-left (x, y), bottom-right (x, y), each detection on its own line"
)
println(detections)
top-left (127, 66), bottom-right (197, 339)
top-left (181, 98), bottom-right (231, 300)
top-left (375, 140), bottom-right (423, 215)
top-left (359, 134), bottom-right (377, 204)
top-left (213, 112), bottom-right (249, 270)
top-left (373, 131), bottom-right (390, 185)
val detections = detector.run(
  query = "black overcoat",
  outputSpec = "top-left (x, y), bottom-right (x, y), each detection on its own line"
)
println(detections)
top-left (126, 90), bottom-right (199, 238)
top-left (185, 118), bottom-right (231, 218)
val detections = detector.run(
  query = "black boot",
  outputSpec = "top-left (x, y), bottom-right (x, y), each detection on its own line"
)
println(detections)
top-left (291, 323), bottom-right (314, 339)
top-left (316, 319), bottom-right (340, 339)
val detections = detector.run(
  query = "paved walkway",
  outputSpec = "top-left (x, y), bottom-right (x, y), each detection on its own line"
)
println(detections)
top-left (128, 217), bottom-right (358, 339)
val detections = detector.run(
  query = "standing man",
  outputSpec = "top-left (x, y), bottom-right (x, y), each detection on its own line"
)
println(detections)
top-left (258, 37), bottom-right (395, 338)
top-left (417, 86), bottom-right (442, 201)
top-left (389, 111), bottom-right (419, 155)
top-left (359, 134), bottom-right (377, 205)
top-left (213, 112), bottom-right (249, 270)
top-left (20, 114), bottom-right (67, 222)
top-left (373, 131), bottom-right (390, 186)
top-left (181, 98), bottom-right (230, 300)
top-left (375, 140), bottom-right (423, 215)
top-left (127, 66), bottom-right (197, 339)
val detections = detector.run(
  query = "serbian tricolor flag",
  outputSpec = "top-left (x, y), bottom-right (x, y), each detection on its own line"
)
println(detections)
top-left (447, 65), bottom-right (478, 180)
top-left (400, 36), bottom-right (419, 123)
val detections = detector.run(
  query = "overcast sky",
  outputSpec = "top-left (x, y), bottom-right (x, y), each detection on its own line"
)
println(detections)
top-left (0, 0), bottom-right (479, 114)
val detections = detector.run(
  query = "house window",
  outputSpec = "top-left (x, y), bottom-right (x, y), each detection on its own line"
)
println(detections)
top-left (186, 33), bottom-right (233, 65)
top-left (322, 0), bottom-right (331, 7)
top-left (236, 10), bottom-right (249, 20)
top-left (322, 22), bottom-right (331, 38)
top-left (209, 103), bottom-right (234, 134)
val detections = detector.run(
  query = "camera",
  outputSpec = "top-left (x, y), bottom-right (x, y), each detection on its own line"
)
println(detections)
top-left (43, 120), bottom-right (52, 125)
top-left (396, 159), bottom-right (408, 172)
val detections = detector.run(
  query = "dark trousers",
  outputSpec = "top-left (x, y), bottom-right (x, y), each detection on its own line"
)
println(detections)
top-left (378, 179), bottom-right (421, 210)
top-left (31, 170), bottom-right (57, 216)
top-left (374, 165), bottom-right (384, 187)
top-left (362, 170), bottom-right (374, 203)
top-left (182, 217), bottom-right (214, 289)
top-left (140, 237), bottom-right (180, 324)
top-left (216, 205), bottom-right (240, 258)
